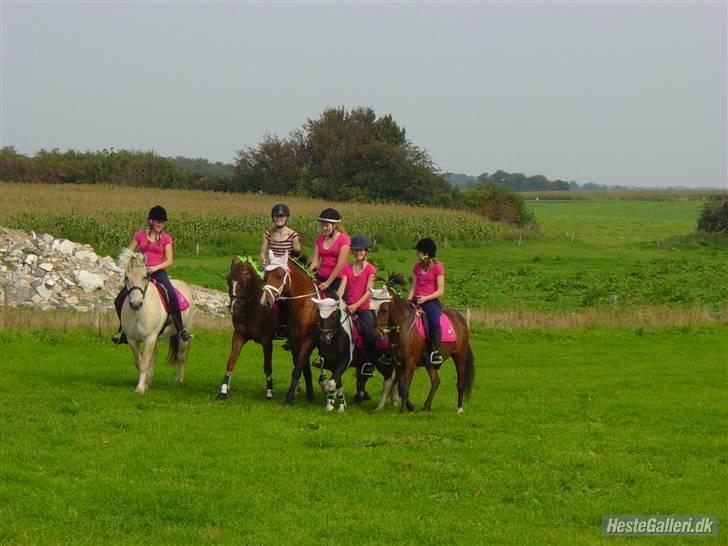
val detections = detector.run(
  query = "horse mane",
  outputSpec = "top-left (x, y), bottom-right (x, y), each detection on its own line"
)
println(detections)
top-left (381, 272), bottom-right (406, 289)
top-left (118, 248), bottom-right (146, 271)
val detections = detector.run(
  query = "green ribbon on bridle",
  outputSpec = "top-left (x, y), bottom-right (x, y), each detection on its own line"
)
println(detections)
top-left (236, 255), bottom-right (264, 279)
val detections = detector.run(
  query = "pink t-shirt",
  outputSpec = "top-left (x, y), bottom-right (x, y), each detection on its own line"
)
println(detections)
top-left (134, 230), bottom-right (173, 267)
top-left (342, 262), bottom-right (376, 310)
top-left (316, 233), bottom-right (351, 280)
top-left (413, 261), bottom-right (445, 298)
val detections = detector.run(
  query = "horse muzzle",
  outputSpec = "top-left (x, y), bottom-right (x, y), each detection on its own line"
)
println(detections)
top-left (129, 300), bottom-right (143, 311)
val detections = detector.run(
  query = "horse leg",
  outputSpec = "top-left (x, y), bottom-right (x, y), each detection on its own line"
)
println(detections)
top-left (218, 332), bottom-right (246, 400)
top-left (136, 336), bottom-right (158, 393)
top-left (262, 338), bottom-right (274, 400)
top-left (376, 374), bottom-right (393, 411)
top-left (175, 339), bottom-right (190, 385)
top-left (284, 342), bottom-right (310, 406)
top-left (128, 339), bottom-right (142, 373)
top-left (398, 362), bottom-right (416, 413)
top-left (422, 364), bottom-right (441, 411)
top-left (302, 355), bottom-right (315, 401)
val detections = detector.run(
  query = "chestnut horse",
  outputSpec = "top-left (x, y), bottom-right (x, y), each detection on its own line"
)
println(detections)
top-left (217, 256), bottom-right (279, 401)
top-left (374, 281), bottom-right (475, 413)
top-left (260, 252), bottom-right (320, 405)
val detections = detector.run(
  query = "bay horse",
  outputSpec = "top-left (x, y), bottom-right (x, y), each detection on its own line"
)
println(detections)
top-left (217, 256), bottom-right (279, 401)
top-left (313, 293), bottom-right (398, 412)
top-left (373, 278), bottom-right (475, 413)
top-left (117, 248), bottom-right (194, 393)
top-left (260, 252), bottom-right (320, 405)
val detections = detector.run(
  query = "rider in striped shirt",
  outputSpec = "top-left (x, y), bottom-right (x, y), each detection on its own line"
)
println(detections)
top-left (259, 203), bottom-right (301, 265)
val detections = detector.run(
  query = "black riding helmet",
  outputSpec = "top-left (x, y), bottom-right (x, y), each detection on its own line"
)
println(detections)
top-left (148, 205), bottom-right (168, 222)
top-left (351, 235), bottom-right (369, 250)
top-left (318, 208), bottom-right (342, 223)
top-left (271, 203), bottom-right (290, 217)
top-left (414, 237), bottom-right (436, 258)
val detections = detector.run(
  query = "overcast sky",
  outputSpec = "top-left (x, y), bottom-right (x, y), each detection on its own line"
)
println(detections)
top-left (1, 1), bottom-right (725, 187)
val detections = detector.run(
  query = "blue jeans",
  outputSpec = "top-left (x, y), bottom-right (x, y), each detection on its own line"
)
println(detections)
top-left (420, 299), bottom-right (441, 337)
top-left (151, 270), bottom-right (180, 312)
top-left (355, 309), bottom-right (377, 363)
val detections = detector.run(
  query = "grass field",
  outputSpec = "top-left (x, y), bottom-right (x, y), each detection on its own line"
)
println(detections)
top-left (1, 183), bottom-right (726, 544)
top-left (0, 326), bottom-right (725, 545)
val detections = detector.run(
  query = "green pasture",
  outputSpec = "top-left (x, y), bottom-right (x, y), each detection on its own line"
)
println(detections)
top-left (0, 326), bottom-right (725, 545)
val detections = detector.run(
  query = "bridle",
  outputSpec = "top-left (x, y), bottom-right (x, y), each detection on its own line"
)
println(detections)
top-left (318, 306), bottom-right (352, 345)
top-left (262, 264), bottom-right (320, 303)
top-left (125, 271), bottom-right (150, 302)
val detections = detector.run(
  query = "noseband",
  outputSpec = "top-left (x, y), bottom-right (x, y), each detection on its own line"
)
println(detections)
top-left (126, 272), bottom-right (150, 301)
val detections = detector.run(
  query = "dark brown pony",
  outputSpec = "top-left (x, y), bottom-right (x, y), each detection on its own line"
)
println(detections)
top-left (260, 253), bottom-right (320, 405)
top-left (374, 278), bottom-right (475, 414)
top-left (217, 257), bottom-right (279, 400)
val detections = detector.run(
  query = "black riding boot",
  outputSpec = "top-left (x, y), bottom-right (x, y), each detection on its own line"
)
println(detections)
top-left (171, 309), bottom-right (192, 341)
top-left (430, 329), bottom-right (443, 368)
top-left (111, 288), bottom-right (128, 344)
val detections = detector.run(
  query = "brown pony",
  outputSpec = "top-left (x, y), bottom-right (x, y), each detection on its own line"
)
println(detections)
top-left (374, 277), bottom-right (475, 414)
top-left (217, 256), bottom-right (279, 401)
top-left (260, 252), bottom-right (320, 405)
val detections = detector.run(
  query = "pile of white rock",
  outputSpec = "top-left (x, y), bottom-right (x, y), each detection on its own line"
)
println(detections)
top-left (0, 227), bottom-right (229, 316)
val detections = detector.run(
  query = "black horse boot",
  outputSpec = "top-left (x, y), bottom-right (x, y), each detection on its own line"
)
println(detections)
top-left (171, 309), bottom-right (192, 341)
top-left (429, 329), bottom-right (443, 369)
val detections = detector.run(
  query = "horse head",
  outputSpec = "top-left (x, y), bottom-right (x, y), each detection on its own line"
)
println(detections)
top-left (370, 285), bottom-right (393, 339)
top-left (260, 251), bottom-right (290, 309)
top-left (118, 248), bottom-right (149, 311)
top-left (312, 296), bottom-right (344, 346)
top-left (229, 256), bottom-right (263, 314)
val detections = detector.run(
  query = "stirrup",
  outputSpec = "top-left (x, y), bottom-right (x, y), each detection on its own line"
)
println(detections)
top-left (282, 340), bottom-right (292, 352)
top-left (360, 362), bottom-right (375, 377)
top-left (429, 351), bottom-right (443, 368)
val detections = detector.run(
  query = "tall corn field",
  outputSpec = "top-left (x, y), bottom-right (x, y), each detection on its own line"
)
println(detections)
top-left (0, 182), bottom-right (521, 253)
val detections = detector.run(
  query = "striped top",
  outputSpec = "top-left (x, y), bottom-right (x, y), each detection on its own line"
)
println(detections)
top-left (265, 229), bottom-right (299, 257)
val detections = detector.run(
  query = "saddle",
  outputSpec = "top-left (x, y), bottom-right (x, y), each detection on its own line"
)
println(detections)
top-left (413, 307), bottom-right (457, 343)
top-left (350, 315), bottom-right (389, 351)
top-left (151, 280), bottom-right (191, 313)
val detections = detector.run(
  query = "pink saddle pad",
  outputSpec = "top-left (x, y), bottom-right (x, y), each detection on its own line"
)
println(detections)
top-left (351, 319), bottom-right (389, 351)
top-left (152, 281), bottom-right (191, 312)
top-left (415, 312), bottom-right (456, 342)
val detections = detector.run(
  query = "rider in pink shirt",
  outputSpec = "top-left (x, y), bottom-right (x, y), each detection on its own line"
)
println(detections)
top-left (112, 205), bottom-right (191, 344)
top-left (406, 238), bottom-right (445, 368)
top-left (337, 235), bottom-right (377, 376)
top-left (309, 208), bottom-right (350, 298)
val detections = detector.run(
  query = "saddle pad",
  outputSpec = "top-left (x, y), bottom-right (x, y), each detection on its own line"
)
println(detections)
top-left (415, 312), bottom-right (456, 343)
top-left (351, 320), bottom-right (389, 351)
top-left (152, 280), bottom-right (191, 312)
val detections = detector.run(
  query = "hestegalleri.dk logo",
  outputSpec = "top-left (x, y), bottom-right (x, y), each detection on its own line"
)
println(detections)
top-left (602, 515), bottom-right (718, 536)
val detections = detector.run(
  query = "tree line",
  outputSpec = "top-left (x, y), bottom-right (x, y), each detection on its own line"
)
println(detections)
top-left (0, 106), bottom-right (537, 225)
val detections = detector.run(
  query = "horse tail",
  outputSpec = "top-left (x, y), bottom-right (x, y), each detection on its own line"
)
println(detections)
top-left (167, 334), bottom-right (181, 365)
top-left (464, 345), bottom-right (475, 399)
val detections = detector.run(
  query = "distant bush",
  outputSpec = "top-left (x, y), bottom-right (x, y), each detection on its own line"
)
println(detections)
top-left (697, 200), bottom-right (728, 234)
top-left (462, 183), bottom-right (535, 226)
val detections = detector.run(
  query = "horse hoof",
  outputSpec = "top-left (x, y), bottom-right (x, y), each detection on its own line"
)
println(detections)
top-left (362, 391), bottom-right (371, 401)
top-left (338, 405), bottom-right (345, 413)
top-left (457, 407), bottom-right (464, 415)
top-left (423, 404), bottom-right (431, 411)
top-left (216, 393), bottom-right (228, 401)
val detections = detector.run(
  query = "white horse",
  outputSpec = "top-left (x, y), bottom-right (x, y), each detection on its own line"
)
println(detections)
top-left (117, 249), bottom-right (194, 393)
